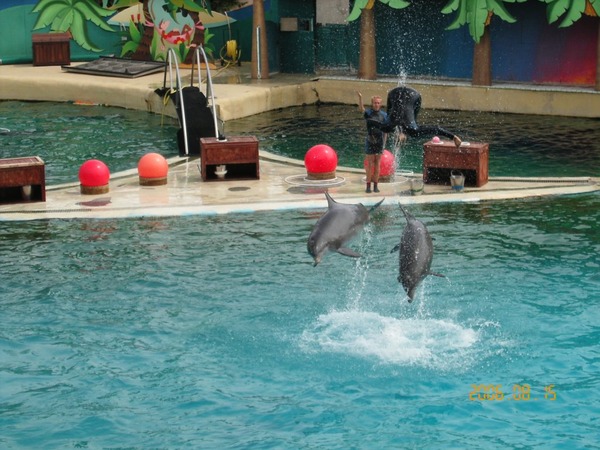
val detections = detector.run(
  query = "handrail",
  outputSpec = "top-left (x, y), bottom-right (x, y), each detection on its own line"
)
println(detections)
top-left (164, 46), bottom-right (223, 156)
top-left (165, 48), bottom-right (189, 156)
top-left (191, 45), bottom-right (222, 140)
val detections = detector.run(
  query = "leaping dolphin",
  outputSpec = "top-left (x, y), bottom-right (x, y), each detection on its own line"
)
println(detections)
top-left (391, 205), bottom-right (445, 301)
top-left (308, 191), bottom-right (384, 266)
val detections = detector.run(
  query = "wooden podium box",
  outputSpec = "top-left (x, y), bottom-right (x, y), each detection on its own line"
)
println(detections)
top-left (200, 136), bottom-right (260, 181)
top-left (0, 156), bottom-right (46, 204)
top-left (423, 141), bottom-right (489, 187)
top-left (32, 32), bottom-right (71, 66)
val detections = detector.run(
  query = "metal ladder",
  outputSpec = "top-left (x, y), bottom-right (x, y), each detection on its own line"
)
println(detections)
top-left (165, 46), bottom-right (221, 156)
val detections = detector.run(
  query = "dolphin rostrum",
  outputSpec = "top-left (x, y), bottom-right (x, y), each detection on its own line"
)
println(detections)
top-left (308, 191), bottom-right (384, 266)
top-left (391, 205), bottom-right (444, 302)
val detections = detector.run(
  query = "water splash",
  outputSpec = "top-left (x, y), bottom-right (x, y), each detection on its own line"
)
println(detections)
top-left (396, 70), bottom-right (408, 87)
top-left (389, 128), bottom-right (405, 172)
top-left (300, 310), bottom-right (478, 370)
top-left (346, 224), bottom-right (374, 311)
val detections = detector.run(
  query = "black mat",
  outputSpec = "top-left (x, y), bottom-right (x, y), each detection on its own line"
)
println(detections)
top-left (62, 57), bottom-right (166, 78)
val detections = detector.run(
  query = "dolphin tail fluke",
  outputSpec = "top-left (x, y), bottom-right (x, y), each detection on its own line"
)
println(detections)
top-left (369, 198), bottom-right (385, 213)
top-left (337, 247), bottom-right (362, 258)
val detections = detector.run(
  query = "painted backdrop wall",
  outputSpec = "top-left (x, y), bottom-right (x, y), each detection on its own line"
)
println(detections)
top-left (0, 0), bottom-right (597, 87)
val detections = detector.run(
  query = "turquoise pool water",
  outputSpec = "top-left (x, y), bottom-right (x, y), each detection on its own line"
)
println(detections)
top-left (0, 101), bottom-right (179, 185)
top-left (226, 104), bottom-right (600, 178)
top-left (1, 194), bottom-right (599, 448)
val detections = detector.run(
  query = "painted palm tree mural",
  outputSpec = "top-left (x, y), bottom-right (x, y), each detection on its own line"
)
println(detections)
top-left (32, 0), bottom-right (115, 52)
top-left (31, 0), bottom-right (212, 63)
top-left (347, 0), bottom-right (411, 80)
top-left (543, 0), bottom-right (599, 27)
top-left (120, 0), bottom-right (211, 63)
top-left (442, 0), bottom-right (599, 88)
top-left (442, 0), bottom-right (526, 86)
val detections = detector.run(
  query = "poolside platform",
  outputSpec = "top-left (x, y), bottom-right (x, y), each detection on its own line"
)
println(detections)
top-left (0, 151), bottom-right (597, 221)
top-left (0, 63), bottom-right (598, 221)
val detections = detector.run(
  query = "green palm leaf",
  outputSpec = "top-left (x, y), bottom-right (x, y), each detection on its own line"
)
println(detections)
top-left (487, 0), bottom-right (521, 23)
top-left (121, 40), bottom-right (139, 57)
top-left (443, 0), bottom-right (523, 42)
top-left (52, 9), bottom-right (75, 32)
top-left (70, 8), bottom-right (104, 52)
top-left (441, 0), bottom-right (461, 13)
top-left (33, 1), bottom-right (70, 29)
top-left (32, 0), bottom-right (116, 51)
top-left (560, 0), bottom-right (586, 27)
top-left (347, 0), bottom-right (370, 22)
top-left (381, 0), bottom-right (411, 8)
top-left (467, 0), bottom-right (489, 42)
top-left (128, 18), bottom-right (142, 42)
top-left (347, 0), bottom-right (411, 21)
top-left (543, 0), bottom-right (591, 27)
top-left (443, 0), bottom-right (468, 29)
top-left (32, 0), bottom-right (67, 13)
top-left (74, 0), bottom-right (114, 32)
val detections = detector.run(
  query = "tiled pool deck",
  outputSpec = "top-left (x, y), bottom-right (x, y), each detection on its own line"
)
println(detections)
top-left (0, 63), bottom-right (598, 221)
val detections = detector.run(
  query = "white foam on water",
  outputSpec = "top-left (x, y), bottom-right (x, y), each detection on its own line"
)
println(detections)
top-left (300, 309), bottom-right (479, 370)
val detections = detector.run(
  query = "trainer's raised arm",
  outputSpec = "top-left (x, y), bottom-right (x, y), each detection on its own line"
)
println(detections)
top-left (356, 91), bottom-right (365, 112)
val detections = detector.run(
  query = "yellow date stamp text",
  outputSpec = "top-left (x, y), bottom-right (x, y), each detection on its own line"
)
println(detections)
top-left (469, 384), bottom-right (557, 402)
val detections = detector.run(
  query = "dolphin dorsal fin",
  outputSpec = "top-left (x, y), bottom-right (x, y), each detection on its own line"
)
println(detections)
top-left (325, 191), bottom-right (337, 208)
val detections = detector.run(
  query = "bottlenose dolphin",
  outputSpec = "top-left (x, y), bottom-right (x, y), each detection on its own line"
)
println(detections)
top-left (308, 191), bottom-right (384, 266)
top-left (391, 205), bottom-right (444, 301)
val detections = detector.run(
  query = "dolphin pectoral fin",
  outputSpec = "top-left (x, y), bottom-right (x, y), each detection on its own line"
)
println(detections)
top-left (337, 247), bottom-right (362, 258)
top-left (429, 272), bottom-right (446, 278)
top-left (390, 244), bottom-right (400, 253)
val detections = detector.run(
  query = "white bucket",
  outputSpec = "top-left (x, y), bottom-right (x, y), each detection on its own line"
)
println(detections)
top-left (450, 170), bottom-right (465, 191)
top-left (410, 178), bottom-right (424, 196)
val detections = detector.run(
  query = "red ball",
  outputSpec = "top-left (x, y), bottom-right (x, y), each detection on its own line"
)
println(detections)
top-left (138, 153), bottom-right (168, 179)
top-left (304, 144), bottom-right (338, 173)
top-left (380, 149), bottom-right (396, 176)
top-left (363, 149), bottom-right (395, 176)
top-left (78, 159), bottom-right (110, 187)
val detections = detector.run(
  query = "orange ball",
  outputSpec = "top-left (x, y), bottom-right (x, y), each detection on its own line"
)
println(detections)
top-left (138, 153), bottom-right (168, 179)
